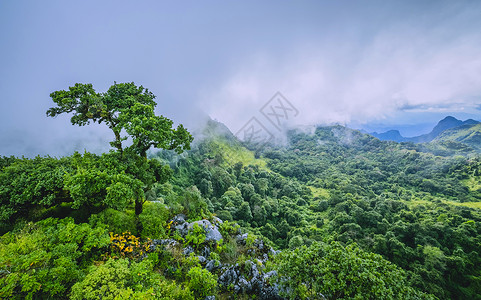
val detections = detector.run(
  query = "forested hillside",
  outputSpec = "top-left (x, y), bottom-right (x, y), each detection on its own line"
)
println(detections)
top-left (157, 120), bottom-right (481, 299)
top-left (1, 90), bottom-right (481, 299)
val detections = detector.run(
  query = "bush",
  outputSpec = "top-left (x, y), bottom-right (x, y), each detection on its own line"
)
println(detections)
top-left (71, 258), bottom-right (194, 300)
top-left (0, 218), bottom-right (109, 299)
top-left (186, 266), bottom-right (217, 299)
top-left (89, 208), bottom-right (137, 235)
top-left (275, 241), bottom-right (434, 300)
top-left (139, 202), bottom-right (170, 238)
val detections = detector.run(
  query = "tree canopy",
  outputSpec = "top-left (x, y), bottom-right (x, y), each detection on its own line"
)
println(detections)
top-left (47, 82), bottom-right (192, 158)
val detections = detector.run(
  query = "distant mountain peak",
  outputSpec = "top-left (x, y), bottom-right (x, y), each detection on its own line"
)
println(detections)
top-left (440, 116), bottom-right (458, 121)
top-left (430, 116), bottom-right (463, 137)
top-left (371, 116), bottom-right (480, 143)
top-left (370, 130), bottom-right (405, 142)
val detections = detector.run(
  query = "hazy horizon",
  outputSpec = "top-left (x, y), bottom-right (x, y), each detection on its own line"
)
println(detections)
top-left (2, 1), bottom-right (481, 156)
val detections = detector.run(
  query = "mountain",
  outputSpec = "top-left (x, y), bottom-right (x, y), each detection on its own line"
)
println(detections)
top-left (5, 118), bottom-right (481, 299)
top-left (370, 129), bottom-right (405, 142)
top-left (371, 116), bottom-right (480, 144)
top-left (434, 123), bottom-right (481, 151)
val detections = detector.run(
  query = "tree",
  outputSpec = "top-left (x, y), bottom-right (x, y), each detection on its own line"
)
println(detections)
top-left (236, 201), bottom-right (253, 222)
top-left (0, 156), bottom-right (73, 228)
top-left (275, 242), bottom-right (434, 299)
top-left (47, 82), bottom-right (192, 218)
top-left (0, 218), bottom-right (110, 299)
top-left (47, 82), bottom-right (192, 158)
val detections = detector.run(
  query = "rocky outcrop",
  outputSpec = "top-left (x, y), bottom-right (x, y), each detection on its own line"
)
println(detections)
top-left (152, 215), bottom-right (283, 299)
top-left (169, 215), bottom-right (223, 243)
top-left (188, 219), bottom-right (223, 242)
top-left (218, 262), bottom-right (282, 299)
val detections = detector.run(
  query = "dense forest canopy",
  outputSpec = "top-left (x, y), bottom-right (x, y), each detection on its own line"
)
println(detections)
top-left (1, 86), bottom-right (481, 299)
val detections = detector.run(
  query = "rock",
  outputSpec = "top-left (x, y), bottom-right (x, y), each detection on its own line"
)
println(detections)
top-left (246, 260), bottom-right (259, 279)
top-left (160, 239), bottom-right (179, 246)
top-left (206, 260), bottom-right (214, 271)
top-left (188, 219), bottom-right (223, 242)
top-left (206, 259), bottom-right (221, 272)
top-left (172, 214), bottom-right (187, 223)
top-left (213, 216), bottom-right (223, 225)
top-left (170, 214), bottom-right (189, 236)
top-left (183, 246), bottom-right (194, 256)
top-left (238, 276), bottom-right (251, 293)
top-left (263, 270), bottom-right (277, 281)
top-left (236, 233), bottom-right (248, 244)
top-left (255, 240), bottom-right (265, 251)
top-left (204, 296), bottom-right (215, 300)
top-left (259, 283), bottom-right (282, 300)
top-left (250, 276), bottom-right (262, 293)
top-left (149, 238), bottom-right (178, 251)
top-left (218, 266), bottom-right (238, 287)
top-left (269, 247), bottom-right (280, 256)
top-left (200, 246), bottom-right (211, 258)
top-left (217, 262), bottom-right (283, 299)
top-left (197, 255), bottom-right (207, 264)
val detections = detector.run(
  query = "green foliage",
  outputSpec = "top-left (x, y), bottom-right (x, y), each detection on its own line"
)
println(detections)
top-left (0, 218), bottom-right (109, 299)
top-left (139, 202), bottom-right (170, 238)
top-left (218, 220), bottom-right (241, 237)
top-left (47, 82), bottom-right (193, 157)
top-left (0, 156), bottom-right (72, 226)
top-left (275, 241), bottom-right (433, 299)
top-left (167, 126), bottom-right (481, 298)
top-left (47, 82), bottom-right (192, 218)
top-left (185, 223), bottom-right (206, 249)
top-left (89, 208), bottom-right (137, 235)
top-left (70, 258), bottom-right (131, 300)
top-left (186, 266), bottom-right (217, 299)
top-left (177, 186), bottom-right (208, 220)
top-left (5, 112), bottom-right (481, 300)
top-left (70, 258), bottom-right (194, 300)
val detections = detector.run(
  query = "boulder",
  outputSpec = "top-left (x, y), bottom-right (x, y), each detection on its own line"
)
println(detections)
top-left (170, 214), bottom-right (189, 236)
top-left (218, 266), bottom-right (239, 287)
top-left (206, 259), bottom-right (222, 272)
top-left (197, 255), bottom-right (207, 264)
top-left (213, 216), bottom-right (223, 225)
top-left (236, 233), bottom-right (248, 244)
top-left (149, 238), bottom-right (178, 251)
top-left (188, 219), bottom-right (223, 242)
top-left (183, 245), bottom-right (194, 256)
top-left (237, 276), bottom-right (251, 293)
top-left (200, 246), bottom-right (211, 258)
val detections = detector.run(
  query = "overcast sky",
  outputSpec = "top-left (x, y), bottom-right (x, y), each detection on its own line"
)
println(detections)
top-left (1, 1), bottom-right (481, 156)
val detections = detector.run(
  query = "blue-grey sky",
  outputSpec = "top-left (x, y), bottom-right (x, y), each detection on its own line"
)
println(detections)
top-left (1, 1), bottom-right (481, 156)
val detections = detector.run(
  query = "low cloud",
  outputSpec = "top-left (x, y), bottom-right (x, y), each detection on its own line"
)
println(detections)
top-left (202, 13), bottom-right (481, 133)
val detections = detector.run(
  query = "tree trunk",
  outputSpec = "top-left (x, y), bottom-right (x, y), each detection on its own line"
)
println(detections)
top-left (114, 130), bottom-right (123, 154)
top-left (135, 198), bottom-right (143, 235)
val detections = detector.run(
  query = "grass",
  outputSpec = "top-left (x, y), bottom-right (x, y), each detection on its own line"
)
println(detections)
top-left (405, 198), bottom-right (481, 210)
top-left (307, 186), bottom-right (330, 199)
top-left (462, 176), bottom-right (481, 192)
top-left (215, 140), bottom-right (267, 168)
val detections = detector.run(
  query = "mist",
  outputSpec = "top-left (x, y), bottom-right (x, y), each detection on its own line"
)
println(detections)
top-left (1, 1), bottom-right (481, 156)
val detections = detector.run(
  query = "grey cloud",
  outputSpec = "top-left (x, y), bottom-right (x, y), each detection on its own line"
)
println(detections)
top-left (1, 1), bottom-right (481, 156)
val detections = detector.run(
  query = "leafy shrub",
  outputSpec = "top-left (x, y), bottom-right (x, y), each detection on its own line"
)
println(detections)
top-left (275, 241), bottom-right (434, 299)
top-left (71, 258), bottom-right (194, 300)
top-left (139, 202), bottom-right (170, 238)
top-left (89, 208), bottom-right (137, 235)
top-left (0, 218), bottom-right (109, 299)
top-left (109, 232), bottom-right (151, 260)
top-left (185, 223), bottom-right (206, 249)
top-left (186, 266), bottom-right (217, 299)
